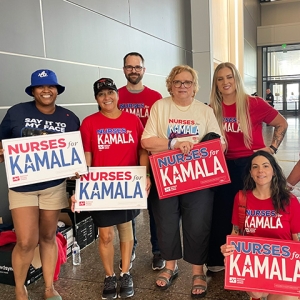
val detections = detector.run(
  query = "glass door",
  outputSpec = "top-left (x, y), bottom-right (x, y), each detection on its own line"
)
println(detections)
top-left (286, 83), bottom-right (299, 112)
top-left (272, 83), bottom-right (283, 111)
top-left (270, 82), bottom-right (300, 115)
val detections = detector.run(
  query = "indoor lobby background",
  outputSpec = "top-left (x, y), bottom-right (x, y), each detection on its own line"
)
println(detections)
top-left (1, 1), bottom-right (300, 299)
top-left (0, 0), bottom-right (300, 258)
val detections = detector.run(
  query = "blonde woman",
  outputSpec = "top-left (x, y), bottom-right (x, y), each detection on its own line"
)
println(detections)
top-left (207, 62), bottom-right (288, 273)
top-left (142, 65), bottom-right (225, 298)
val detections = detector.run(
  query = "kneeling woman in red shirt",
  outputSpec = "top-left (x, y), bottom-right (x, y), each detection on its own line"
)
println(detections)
top-left (221, 150), bottom-right (300, 300)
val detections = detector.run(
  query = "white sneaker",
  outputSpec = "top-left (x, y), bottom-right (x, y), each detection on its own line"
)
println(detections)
top-left (131, 251), bottom-right (136, 262)
top-left (207, 266), bottom-right (225, 272)
top-left (119, 252), bottom-right (136, 271)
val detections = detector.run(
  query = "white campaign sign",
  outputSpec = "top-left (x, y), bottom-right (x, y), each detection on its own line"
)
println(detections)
top-left (74, 166), bottom-right (147, 211)
top-left (2, 131), bottom-right (87, 188)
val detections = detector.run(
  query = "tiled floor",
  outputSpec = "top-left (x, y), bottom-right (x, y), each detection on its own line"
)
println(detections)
top-left (1, 117), bottom-right (299, 300)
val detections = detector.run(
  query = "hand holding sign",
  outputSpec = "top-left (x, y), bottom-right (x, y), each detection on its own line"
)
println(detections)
top-left (150, 139), bottom-right (230, 199)
top-left (2, 131), bottom-right (87, 187)
top-left (146, 176), bottom-right (151, 196)
top-left (70, 194), bottom-right (80, 213)
top-left (224, 235), bottom-right (300, 297)
top-left (175, 140), bottom-right (194, 155)
top-left (74, 166), bottom-right (147, 211)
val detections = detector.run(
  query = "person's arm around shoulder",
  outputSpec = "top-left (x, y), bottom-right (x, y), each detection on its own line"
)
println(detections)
top-left (287, 160), bottom-right (300, 187)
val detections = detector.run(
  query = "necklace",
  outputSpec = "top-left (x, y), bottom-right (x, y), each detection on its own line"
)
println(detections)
top-left (172, 99), bottom-right (194, 112)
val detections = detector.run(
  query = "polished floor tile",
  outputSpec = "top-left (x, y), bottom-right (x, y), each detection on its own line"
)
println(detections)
top-left (1, 117), bottom-right (299, 300)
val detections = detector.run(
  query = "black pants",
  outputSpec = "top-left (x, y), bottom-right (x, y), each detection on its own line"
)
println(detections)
top-left (207, 157), bottom-right (251, 267)
top-left (152, 188), bottom-right (214, 265)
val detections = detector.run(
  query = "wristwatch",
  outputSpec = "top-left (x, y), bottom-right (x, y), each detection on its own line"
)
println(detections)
top-left (269, 145), bottom-right (278, 154)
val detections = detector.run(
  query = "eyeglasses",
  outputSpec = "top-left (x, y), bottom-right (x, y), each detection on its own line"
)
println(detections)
top-left (172, 80), bottom-right (193, 88)
top-left (124, 65), bottom-right (144, 72)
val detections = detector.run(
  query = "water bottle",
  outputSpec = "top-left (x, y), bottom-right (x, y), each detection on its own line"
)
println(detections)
top-left (72, 239), bottom-right (81, 265)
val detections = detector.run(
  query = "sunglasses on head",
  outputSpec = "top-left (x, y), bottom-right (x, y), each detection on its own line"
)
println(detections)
top-left (95, 78), bottom-right (115, 90)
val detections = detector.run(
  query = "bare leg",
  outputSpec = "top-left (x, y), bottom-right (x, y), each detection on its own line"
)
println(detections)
top-left (248, 292), bottom-right (299, 299)
top-left (39, 209), bottom-right (61, 299)
top-left (11, 207), bottom-right (39, 300)
top-left (268, 294), bottom-right (299, 300)
top-left (156, 260), bottom-right (177, 287)
top-left (191, 264), bottom-right (206, 296)
top-left (248, 291), bottom-right (269, 298)
top-left (98, 226), bottom-right (115, 276)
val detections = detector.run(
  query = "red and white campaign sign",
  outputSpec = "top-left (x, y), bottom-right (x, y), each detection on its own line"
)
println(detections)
top-left (225, 235), bottom-right (300, 297)
top-left (74, 166), bottom-right (147, 211)
top-left (149, 139), bottom-right (230, 199)
top-left (2, 131), bottom-right (87, 188)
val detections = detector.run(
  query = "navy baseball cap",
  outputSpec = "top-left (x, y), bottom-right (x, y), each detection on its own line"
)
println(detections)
top-left (25, 69), bottom-right (65, 96)
top-left (93, 78), bottom-right (118, 96)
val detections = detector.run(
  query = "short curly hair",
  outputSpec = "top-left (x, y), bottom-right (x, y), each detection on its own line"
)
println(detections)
top-left (166, 65), bottom-right (199, 97)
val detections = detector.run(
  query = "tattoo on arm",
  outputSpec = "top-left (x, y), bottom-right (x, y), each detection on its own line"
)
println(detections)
top-left (272, 125), bottom-right (287, 148)
top-left (233, 225), bottom-right (239, 234)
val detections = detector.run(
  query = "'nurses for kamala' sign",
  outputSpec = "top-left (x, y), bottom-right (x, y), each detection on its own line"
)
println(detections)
top-left (149, 139), bottom-right (230, 199)
top-left (225, 235), bottom-right (300, 297)
top-left (74, 166), bottom-right (147, 211)
top-left (2, 131), bottom-right (87, 188)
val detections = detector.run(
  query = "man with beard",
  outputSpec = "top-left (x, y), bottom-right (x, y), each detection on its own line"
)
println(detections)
top-left (118, 52), bottom-right (165, 271)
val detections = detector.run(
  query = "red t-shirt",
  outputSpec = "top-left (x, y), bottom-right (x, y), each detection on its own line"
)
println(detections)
top-left (80, 111), bottom-right (144, 167)
top-left (223, 96), bottom-right (278, 159)
top-left (232, 190), bottom-right (300, 240)
top-left (118, 86), bottom-right (162, 127)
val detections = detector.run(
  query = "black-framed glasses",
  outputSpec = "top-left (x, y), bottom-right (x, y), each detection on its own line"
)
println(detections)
top-left (172, 80), bottom-right (193, 88)
top-left (124, 65), bottom-right (144, 72)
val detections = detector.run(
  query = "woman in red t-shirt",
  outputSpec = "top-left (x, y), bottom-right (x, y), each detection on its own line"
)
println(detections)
top-left (71, 78), bottom-right (150, 300)
top-left (207, 62), bottom-right (288, 272)
top-left (221, 151), bottom-right (300, 300)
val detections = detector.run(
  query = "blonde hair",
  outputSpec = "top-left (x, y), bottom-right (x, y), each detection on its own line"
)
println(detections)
top-left (210, 62), bottom-right (252, 149)
top-left (166, 65), bottom-right (199, 97)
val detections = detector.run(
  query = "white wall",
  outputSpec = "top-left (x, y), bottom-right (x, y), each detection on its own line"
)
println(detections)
top-left (0, 0), bottom-right (193, 223)
top-left (258, 0), bottom-right (300, 46)
top-left (244, 0), bottom-right (261, 95)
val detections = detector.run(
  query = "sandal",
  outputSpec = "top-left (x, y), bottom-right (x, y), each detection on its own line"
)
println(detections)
top-left (156, 265), bottom-right (179, 290)
top-left (44, 287), bottom-right (62, 300)
top-left (191, 274), bottom-right (207, 298)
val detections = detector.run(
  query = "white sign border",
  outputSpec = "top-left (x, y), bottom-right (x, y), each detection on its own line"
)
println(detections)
top-left (74, 166), bottom-right (147, 211)
top-left (2, 131), bottom-right (88, 188)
